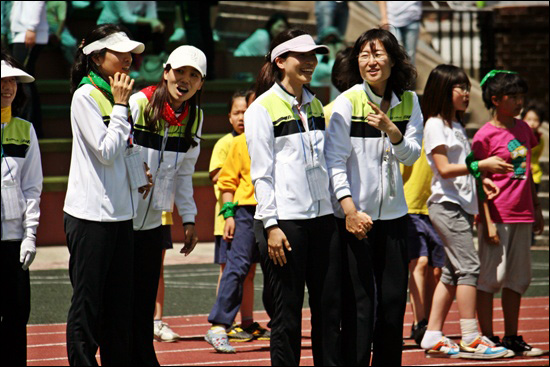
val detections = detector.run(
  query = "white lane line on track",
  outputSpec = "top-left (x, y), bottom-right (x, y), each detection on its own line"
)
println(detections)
top-left (28, 357), bottom-right (69, 363)
top-left (26, 335), bottom-right (549, 350)
top-left (162, 345), bottom-right (548, 367)
top-left (27, 324), bottom-right (549, 340)
top-left (150, 316), bottom-right (550, 329)
top-left (156, 342), bottom-right (274, 354)
top-left (164, 357), bottom-right (312, 366)
top-left (28, 342), bottom-right (66, 348)
top-left (28, 331), bottom-right (65, 336)
top-left (426, 358), bottom-right (550, 366)
top-left (28, 296), bottom-right (550, 326)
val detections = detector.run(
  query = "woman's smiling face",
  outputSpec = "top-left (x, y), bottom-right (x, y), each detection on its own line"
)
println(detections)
top-left (358, 40), bottom-right (394, 94)
top-left (164, 66), bottom-right (204, 108)
top-left (277, 50), bottom-right (318, 85)
top-left (93, 50), bottom-right (133, 78)
top-left (1, 77), bottom-right (17, 108)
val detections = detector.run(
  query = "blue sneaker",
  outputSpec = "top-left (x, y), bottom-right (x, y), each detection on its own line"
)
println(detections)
top-left (459, 336), bottom-right (508, 359)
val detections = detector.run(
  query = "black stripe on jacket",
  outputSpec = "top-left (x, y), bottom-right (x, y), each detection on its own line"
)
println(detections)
top-left (133, 129), bottom-right (192, 153)
top-left (2, 144), bottom-right (28, 158)
top-left (273, 116), bottom-right (325, 138)
top-left (350, 119), bottom-right (409, 138)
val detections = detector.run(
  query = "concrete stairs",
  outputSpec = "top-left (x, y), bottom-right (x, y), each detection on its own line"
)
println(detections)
top-left (215, 1), bottom-right (316, 52)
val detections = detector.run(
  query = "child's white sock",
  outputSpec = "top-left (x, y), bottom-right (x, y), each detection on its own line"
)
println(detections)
top-left (210, 325), bottom-right (227, 334)
top-left (421, 330), bottom-right (443, 349)
top-left (460, 318), bottom-right (479, 345)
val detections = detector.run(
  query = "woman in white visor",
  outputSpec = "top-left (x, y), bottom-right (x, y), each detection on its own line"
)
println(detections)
top-left (245, 29), bottom-right (341, 365)
top-left (63, 24), bottom-right (151, 366)
top-left (1, 50), bottom-right (41, 367)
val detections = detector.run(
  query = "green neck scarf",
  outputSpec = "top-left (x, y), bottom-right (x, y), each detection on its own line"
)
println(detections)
top-left (78, 71), bottom-right (114, 105)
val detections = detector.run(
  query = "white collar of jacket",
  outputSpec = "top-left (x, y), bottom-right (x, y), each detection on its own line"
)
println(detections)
top-left (362, 81), bottom-right (402, 110)
top-left (272, 82), bottom-right (315, 108)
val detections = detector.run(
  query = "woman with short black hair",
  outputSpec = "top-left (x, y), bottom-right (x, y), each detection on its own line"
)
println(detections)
top-left (325, 28), bottom-right (423, 365)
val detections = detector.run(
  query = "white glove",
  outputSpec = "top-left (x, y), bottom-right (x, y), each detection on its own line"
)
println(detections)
top-left (20, 236), bottom-right (36, 271)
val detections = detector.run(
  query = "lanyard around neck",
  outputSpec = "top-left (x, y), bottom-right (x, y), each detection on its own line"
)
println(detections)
top-left (294, 104), bottom-right (320, 165)
top-left (157, 124), bottom-right (181, 168)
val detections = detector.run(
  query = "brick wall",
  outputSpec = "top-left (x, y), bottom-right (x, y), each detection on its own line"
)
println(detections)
top-left (480, 5), bottom-right (549, 117)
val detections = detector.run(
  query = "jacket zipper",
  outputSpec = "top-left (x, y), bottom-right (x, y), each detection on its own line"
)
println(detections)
top-left (378, 132), bottom-right (385, 219)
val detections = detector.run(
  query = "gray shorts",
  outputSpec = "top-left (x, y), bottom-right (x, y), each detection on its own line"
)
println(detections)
top-left (428, 201), bottom-right (480, 287)
top-left (477, 222), bottom-right (533, 294)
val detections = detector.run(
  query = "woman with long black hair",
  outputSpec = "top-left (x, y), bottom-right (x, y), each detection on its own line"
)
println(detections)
top-left (64, 24), bottom-right (150, 365)
top-left (129, 45), bottom-right (206, 365)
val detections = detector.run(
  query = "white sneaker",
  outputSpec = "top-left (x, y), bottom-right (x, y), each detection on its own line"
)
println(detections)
top-left (424, 336), bottom-right (460, 358)
top-left (154, 321), bottom-right (180, 342)
top-left (459, 336), bottom-right (508, 359)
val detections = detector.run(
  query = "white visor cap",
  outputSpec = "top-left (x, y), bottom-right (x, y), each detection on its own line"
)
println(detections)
top-left (164, 45), bottom-right (207, 78)
top-left (1, 60), bottom-right (35, 83)
top-left (271, 34), bottom-right (329, 63)
top-left (82, 32), bottom-right (145, 55)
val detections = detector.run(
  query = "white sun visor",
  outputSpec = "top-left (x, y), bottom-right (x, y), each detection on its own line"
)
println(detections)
top-left (82, 32), bottom-right (145, 55)
top-left (271, 34), bottom-right (329, 63)
top-left (1, 60), bottom-right (35, 83)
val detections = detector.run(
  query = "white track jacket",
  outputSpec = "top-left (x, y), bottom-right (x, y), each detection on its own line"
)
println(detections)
top-left (245, 83), bottom-right (333, 229)
top-left (1, 118), bottom-right (42, 241)
top-left (64, 84), bottom-right (140, 222)
top-left (325, 82), bottom-right (423, 220)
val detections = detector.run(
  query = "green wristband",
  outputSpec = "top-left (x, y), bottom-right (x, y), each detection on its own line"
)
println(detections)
top-left (465, 152), bottom-right (486, 201)
top-left (465, 152), bottom-right (481, 179)
top-left (218, 201), bottom-right (238, 219)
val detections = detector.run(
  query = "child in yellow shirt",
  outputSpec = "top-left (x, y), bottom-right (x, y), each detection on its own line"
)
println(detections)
top-left (205, 100), bottom-right (271, 353)
top-left (521, 101), bottom-right (546, 193)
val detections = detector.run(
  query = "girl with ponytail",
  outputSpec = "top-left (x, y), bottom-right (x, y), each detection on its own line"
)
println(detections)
top-left (244, 28), bottom-right (341, 365)
top-left (64, 24), bottom-right (150, 365)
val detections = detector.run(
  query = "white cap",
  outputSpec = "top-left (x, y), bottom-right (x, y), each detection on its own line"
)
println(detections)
top-left (82, 32), bottom-right (145, 55)
top-left (271, 34), bottom-right (329, 63)
top-left (164, 45), bottom-right (207, 78)
top-left (1, 60), bottom-right (35, 83)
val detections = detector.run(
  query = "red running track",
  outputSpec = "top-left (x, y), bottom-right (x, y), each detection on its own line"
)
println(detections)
top-left (27, 297), bottom-right (549, 366)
